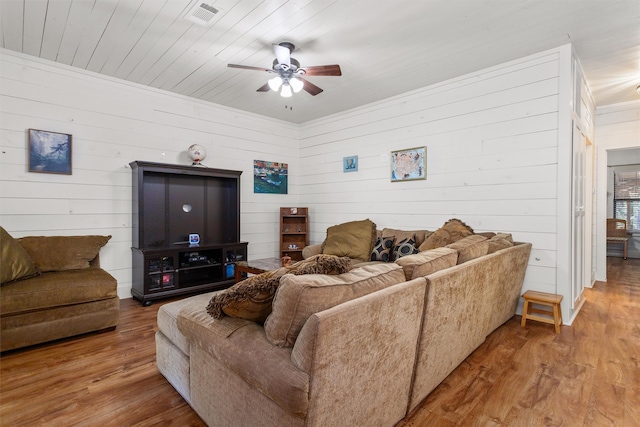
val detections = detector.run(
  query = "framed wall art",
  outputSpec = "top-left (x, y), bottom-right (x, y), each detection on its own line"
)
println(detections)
top-left (253, 160), bottom-right (288, 194)
top-left (343, 155), bottom-right (358, 172)
top-left (391, 146), bottom-right (426, 182)
top-left (28, 129), bottom-right (72, 175)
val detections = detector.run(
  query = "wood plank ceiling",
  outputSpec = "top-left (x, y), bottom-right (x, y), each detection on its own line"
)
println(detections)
top-left (1, 0), bottom-right (638, 124)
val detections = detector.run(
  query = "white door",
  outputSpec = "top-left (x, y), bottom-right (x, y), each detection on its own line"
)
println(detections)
top-left (571, 121), bottom-right (587, 308)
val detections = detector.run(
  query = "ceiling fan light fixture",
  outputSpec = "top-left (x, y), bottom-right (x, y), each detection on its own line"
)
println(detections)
top-left (280, 84), bottom-right (293, 98)
top-left (268, 76), bottom-right (283, 91)
top-left (290, 77), bottom-right (303, 93)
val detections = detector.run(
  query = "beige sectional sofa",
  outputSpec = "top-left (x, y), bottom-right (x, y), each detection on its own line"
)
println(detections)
top-left (1, 227), bottom-right (119, 352)
top-left (155, 219), bottom-right (532, 427)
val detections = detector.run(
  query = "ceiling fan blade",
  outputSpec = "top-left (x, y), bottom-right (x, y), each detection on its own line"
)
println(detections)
top-left (273, 43), bottom-right (291, 67)
top-left (301, 78), bottom-right (323, 96)
top-left (300, 65), bottom-right (342, 76)
top-left (256, 83), bottom-right (271, 92)
top-left (228, 64), bottom-right (272, 72)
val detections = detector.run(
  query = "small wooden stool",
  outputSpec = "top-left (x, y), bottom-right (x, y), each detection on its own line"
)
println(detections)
top-left (521, 290), bottom-right (563, 334)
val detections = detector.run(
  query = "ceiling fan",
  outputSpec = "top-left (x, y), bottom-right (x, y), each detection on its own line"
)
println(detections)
top-left (227, 42), bottom-right (342, 97)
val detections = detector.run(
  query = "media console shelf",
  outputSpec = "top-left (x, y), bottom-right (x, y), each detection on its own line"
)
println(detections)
top-left (130, 161), bottom-right (246, 306)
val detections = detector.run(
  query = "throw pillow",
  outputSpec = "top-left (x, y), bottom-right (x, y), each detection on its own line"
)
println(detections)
top-left (446, 235), bottom-right (489, 264)
top-left (264, 263), bottom-right (406, 347)
top-left (394, 247), bottom-right (458, 280)
top-left (487, 233), bottom-right (514, 254)
top-left (206, 254), bottom-right (352, 323)
top-left (370, 236), bottom-right (395, 262)
top-left (392, 237), bottom-right (419, 260)
top-left (381, 228), bottom-right (431, 248)
top-left (418, 218), bottom-right (474, 251)
top-left (322, 219), bottom-right (377, 261)
top-left (16, 235), bottom-right (111, 272)
top-left (0, 227), bottom-right (40, 285)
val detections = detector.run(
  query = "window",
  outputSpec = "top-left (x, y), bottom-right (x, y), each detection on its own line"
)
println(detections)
top-left (614, 169), bottom-right (640, 231)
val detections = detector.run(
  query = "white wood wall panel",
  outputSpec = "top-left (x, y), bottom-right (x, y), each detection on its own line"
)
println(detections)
top-left (0, 49), bottom-right (299, 299)
top-left (1, 44), bottom-right (587, 316)
top-left (299, 48), bottom-right (566, 308)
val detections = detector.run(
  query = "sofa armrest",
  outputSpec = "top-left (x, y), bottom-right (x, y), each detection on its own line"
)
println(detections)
top-left (291, 278), bottom-right (426, 427)
top-left (301, 243), bottom-right (322, 259)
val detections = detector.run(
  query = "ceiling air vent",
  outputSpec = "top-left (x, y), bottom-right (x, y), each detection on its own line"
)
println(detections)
top-left (185, 2), bottom-right (219, 26)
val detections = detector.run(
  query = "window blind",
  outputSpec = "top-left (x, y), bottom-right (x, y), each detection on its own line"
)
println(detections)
top-left (614, 170), bottom-right (640, 230)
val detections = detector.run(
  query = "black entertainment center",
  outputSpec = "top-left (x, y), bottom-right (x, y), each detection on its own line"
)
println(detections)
top-left (130, 160), bottom-right (247, 306)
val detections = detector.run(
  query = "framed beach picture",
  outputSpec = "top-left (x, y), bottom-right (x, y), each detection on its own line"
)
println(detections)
top-left (343, 155), bottom-right (358, 172)
top-left (391, 146), bottom-right (426, 182)
top-left (28, 129), bottom-right (72, 175)
top-left (254, 160), bottom-right (288, 194)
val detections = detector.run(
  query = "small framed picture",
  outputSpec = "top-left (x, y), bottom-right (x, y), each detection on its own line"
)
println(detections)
top-left (391, 146), bottom-right (426, 182)
top-left (28, 129), bottom-right (72, 175)
top-left (343, 155), bottom-right (358, 172)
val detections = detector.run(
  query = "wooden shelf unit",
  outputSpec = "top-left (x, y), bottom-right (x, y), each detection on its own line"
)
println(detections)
top-left (279, 207), bottom-right (309, 262)
top-left (130, 160), bottom-right (246, 305)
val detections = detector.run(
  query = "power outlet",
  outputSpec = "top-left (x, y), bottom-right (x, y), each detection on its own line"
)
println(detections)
top-left (381, 153), bottom-right (388, 163)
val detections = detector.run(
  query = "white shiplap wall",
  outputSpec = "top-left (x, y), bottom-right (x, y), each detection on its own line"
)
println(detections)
top-left (0, 49), bottom-right (301, 299)
top-left (1, 45), bottom-right (590, 322)
top-left (299, 46), bottom-right (573, 318)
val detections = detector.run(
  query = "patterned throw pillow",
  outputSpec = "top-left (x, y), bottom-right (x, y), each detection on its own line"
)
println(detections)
top-left (392, 237), bottom-right (419, 260)
top-left (370, 236), bottom-right (396, 262)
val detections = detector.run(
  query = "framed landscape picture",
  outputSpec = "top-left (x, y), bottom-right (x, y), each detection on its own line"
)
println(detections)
top-left (28, 129), bottom-right (72, 175)
top-left (391, 146), bottom-right (426, 182)
top-left (253, 160), bottom-right (288, 194)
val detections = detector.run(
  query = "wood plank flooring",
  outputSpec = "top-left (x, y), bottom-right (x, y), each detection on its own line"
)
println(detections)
top-left (1, 257), bottom-right (638, 426)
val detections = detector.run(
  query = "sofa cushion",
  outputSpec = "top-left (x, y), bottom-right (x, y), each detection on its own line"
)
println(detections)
top-left (370, 236), bottom-right (395, 262)
top-left (419, 218), bottom-right (474, 251)
top-left (446, 235), bottom-right (489, 264)
top-left (206, 255), bottom-right (352, 323)
top-left (487, 233), bottom-right (515, 254)
top-left (0, 268), bottom-right (117, 315)
top-left (1, 227), bottom-right (40, 285)
top-left (392, 237), bottom-right (419, 260)
top-left (158, 291), bottom-right (225, 356)
top-left (321, 219), bottom-right (377, 261)
top-left (394, 247), bottom-right (458, 280)
top-left (381, 228), bottom-right (431, 248)
top-left (264, 263), bottom-right (406, 347)
top-left (17, 235), bottom-right (111, 272)
top-left (178, 310), bottom-right (310, 417)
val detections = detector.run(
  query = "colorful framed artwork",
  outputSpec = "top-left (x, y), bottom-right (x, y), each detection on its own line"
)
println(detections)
top-left (254, 160), bottom-right (288, 194)
top-left (28, 129), bottom-right (72, 175)
top-left (391, 146), bottom-right (426, 182)
top-left (343, 155), bottom-right (358, 172)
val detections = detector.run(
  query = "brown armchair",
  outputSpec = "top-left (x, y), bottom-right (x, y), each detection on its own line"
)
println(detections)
top-left (606, 218), bottom-right (629, 260)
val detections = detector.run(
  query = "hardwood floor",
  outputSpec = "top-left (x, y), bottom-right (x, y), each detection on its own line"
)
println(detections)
top-left (1, 257), bottom-right (638, 427)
